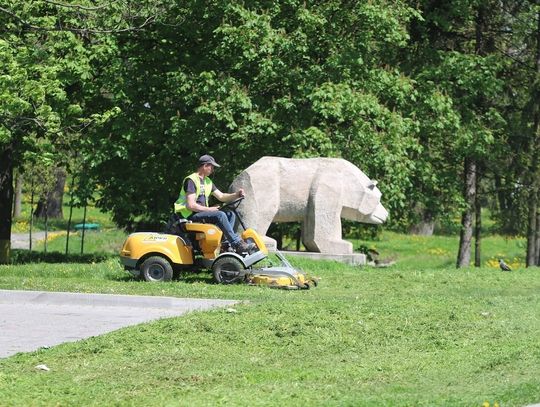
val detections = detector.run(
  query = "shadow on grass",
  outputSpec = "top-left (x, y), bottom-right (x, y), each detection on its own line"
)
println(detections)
top-left (112, 273), bottom-right (215, 285)
top-left (106, 274), bottom-right (136, 282)
top-left (11, 249), bottom-right (115, 265)
top-left (181, 272), bottom-right (214, 284)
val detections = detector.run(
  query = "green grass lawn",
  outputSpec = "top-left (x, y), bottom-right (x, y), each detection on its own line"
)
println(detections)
top-left (1, 230), bottom-right (539, 406)
top-left (351, 231), bottom-right (526, 270)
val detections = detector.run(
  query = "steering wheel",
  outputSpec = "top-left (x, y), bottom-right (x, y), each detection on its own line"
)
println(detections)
top-left (219, 196), bottom-right (244, 211)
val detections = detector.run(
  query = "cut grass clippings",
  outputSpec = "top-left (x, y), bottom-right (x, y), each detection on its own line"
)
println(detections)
top-left (1, 250), bottom-right (540, 406)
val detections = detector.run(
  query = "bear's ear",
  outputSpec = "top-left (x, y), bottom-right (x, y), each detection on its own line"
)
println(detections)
top-left (368, 180), bottom-right (378, 190)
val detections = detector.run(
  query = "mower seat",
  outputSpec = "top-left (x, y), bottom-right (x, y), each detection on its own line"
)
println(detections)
top-left (164, 213), bottom-right (197, 249)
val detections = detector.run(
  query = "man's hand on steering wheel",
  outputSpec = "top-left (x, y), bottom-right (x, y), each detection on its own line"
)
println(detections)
top-left (219, 196), bottom-right (244, 211)
top-left (219, 195), bottom-right (244, 211)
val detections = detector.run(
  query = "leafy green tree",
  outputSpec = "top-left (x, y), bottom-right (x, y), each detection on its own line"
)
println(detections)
top-left (402, 0), bottom-right (508, 267)
top-left (519, 4), bottom-right (540, 266)
top-left (0, 20), bottom-right (84, 262)
top-left (471, 1), bottom-right (540, 266)
top-left (0, 0), bottom-right (149, 262)
top-left (87, 0), bottom-right (425, 230)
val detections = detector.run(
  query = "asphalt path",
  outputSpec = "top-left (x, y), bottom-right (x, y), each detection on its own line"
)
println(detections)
top-left (0, 289), bottom-right (238, 358)
top-left (10, 232), bottom-right (46, 250)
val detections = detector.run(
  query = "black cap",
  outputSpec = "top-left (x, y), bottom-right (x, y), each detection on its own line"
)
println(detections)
top-left (198, 154), bottom-right (221, 167)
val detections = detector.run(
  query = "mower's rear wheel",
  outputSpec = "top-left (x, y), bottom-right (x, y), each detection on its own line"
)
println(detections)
top-left (141, 256), bottom-right (173, 282)
top-left (212, 256), bottom-right (246, 284)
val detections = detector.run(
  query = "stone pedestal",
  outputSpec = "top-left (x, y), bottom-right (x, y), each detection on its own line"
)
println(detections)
top-left (274, 250), bottom-right (367, 266)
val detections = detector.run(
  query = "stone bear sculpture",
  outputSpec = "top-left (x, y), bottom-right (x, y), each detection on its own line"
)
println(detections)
top-left (229, 156), bottom-right (388, 254)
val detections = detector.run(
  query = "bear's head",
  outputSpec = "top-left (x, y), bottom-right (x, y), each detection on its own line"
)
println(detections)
top-left (340, 162), bottom-right (388, 225)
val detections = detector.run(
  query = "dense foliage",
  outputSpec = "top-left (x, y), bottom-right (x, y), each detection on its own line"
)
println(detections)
top-left (85, 1), bottom-right (421, 228)
top-left (1, 0), bottom-right (540, 264)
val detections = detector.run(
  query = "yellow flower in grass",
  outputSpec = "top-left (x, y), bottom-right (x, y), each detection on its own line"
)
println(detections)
top-left (38, 231), bottom-right (68, 243)
top-left (509, 257), bottom-right (522, 270)
top-left (12, 221), bottom-right (29, 233)
top-left (427, 247), bottom-right (449, 256)
top-left (486, 259), bottom-right (499, 268)
top-left (486, 257), bottom-right (523, 269)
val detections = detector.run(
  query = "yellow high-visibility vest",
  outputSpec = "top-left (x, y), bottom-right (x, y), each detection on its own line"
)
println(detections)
top-left (174, 173), bottom-right (213, 218)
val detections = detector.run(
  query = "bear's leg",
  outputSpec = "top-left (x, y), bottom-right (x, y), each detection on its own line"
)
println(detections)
top-left (303, 212), bottom-right (353, 254)
top-left (302, 176), bottom-right (353, 254)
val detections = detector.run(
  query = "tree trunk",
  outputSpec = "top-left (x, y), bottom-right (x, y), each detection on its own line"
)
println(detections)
top-left (535, 211), bottom-right (540, 266)
top-left (29, 179), bottom-right (34, 251)
top-left (65, 177), bottom-right (75, 255)
top-left (81, 204), bottom-right (87, 254)
top-left (457, 157), bottom-right (476, 268)
top-left (494, 175), bottom-right (507, 213)
top-left (527, 189), bottom-right (538, 267)
top-left (12, 171), bottom-right (23, 218)
top-left (409, 204), bottom-right (435, 236)
top-left (526, 9), bottom-right (540, 267)
top-left (35, 167), bottom-right (66, 219)
top-left (44, 208), bottom-right (48, 253)
top-left (471, 4), bottom-right (487, 268)
top-left (409, 221), bottom-right (435, 236)
top-left (0, 144), bottom-right (14, 264)
top-left (474, 169), bottom-right (482, 267)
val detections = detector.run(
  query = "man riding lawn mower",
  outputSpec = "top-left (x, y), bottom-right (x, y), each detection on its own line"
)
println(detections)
top-left (119, 155), bottom-right (318, 289)
top-left (120, 197), bottom-right (317, 288)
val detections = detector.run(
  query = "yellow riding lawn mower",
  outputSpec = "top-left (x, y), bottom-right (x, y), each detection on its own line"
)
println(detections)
top-left (119, 198), bottom-right (318, 289)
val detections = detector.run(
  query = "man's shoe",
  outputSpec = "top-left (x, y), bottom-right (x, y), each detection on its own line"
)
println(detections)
top-left (234, 240), bottom-right (257, 254)
top-left (220, 241), bottom-right (234, 253)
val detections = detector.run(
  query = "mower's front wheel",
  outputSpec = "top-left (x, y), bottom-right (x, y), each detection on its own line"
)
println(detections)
top-left (141, 256), bottom-right (173, 282)
top-left (212, 256), bottom-right (246, 284)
